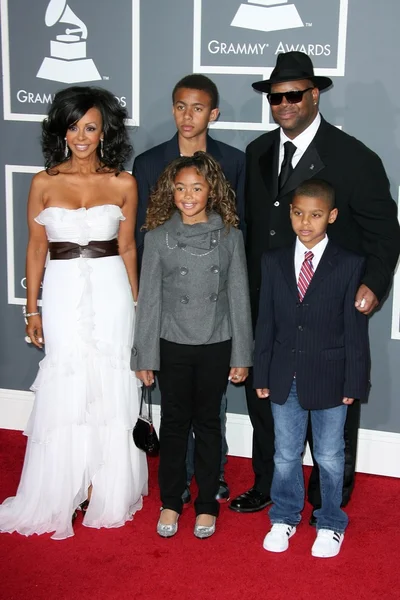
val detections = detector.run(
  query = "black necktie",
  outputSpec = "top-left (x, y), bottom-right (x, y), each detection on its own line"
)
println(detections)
top-left (279, 141), bottom-right (296, 190)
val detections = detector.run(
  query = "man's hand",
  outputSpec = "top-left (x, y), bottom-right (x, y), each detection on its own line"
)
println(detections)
top-left (256, 388), bottom-right (270, 399)
top-left (355, 284), bottom-right (378, 315)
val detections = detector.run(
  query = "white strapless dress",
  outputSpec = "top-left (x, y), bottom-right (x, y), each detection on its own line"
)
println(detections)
top-left (0, 205), bottom-right (148, 540)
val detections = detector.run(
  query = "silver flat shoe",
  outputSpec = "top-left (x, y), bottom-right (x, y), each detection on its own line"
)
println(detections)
top-left (194, 516), bottom-right (216, 539)
top-left (157, 509), bottom-right (179, 538)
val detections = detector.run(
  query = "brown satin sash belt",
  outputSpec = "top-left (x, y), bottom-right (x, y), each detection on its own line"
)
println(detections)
top-left (48, 238), bottom-right (119, 260)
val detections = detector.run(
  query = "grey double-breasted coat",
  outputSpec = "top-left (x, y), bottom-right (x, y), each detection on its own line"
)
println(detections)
top-left (132, 211), bottom-right (253, 371)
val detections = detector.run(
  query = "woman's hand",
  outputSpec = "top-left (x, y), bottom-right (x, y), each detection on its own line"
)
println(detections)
top-left (26, 314), bottom-right (44, 349)
top-left (136, 370), bottom-right (155, 386)
top-left (229, 367), bottom-right (249, 384)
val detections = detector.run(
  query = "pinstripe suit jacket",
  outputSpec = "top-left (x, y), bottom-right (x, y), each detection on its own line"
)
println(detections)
top-left (253, 241), bottom-right (370, 410)
top-left (132, 133), bottom-right (246, 262)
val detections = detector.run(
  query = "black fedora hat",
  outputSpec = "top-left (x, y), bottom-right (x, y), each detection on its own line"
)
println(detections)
top-left (252, 51), bottom-right (332, 93)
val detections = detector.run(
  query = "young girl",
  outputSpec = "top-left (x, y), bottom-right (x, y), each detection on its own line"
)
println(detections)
top-left (133, 152), bottom-right (253, 539)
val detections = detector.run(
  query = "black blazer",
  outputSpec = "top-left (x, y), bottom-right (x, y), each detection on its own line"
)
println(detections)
top-left (253, 242), bottom-right (370, 410)
top-left (245, 116), bottom-right (400, 324)
top-left (132, 133), bottom-right (246, 261)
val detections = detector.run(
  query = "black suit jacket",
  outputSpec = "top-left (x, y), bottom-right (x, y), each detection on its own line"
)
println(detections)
top-left (132, 133), bottom-right (246, 261)
top-left (245, 116), bottom-right (400, 324)
top-left (253, 242), bottom-right (370, 410)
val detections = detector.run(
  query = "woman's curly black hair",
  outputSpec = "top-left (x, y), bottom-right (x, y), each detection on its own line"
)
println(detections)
top-left (144, 151), bottom-right (239, 230)
top-left (42, 86), bottom-right (132, 173)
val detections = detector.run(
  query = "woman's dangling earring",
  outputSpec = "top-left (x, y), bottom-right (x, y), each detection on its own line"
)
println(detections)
top-left (64, 137), bottom-right (69, 158)
top-left (100, 138), bottom-right (104, 158)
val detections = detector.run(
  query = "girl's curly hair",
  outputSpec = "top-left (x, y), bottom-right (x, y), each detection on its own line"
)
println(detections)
top-left (144, 151), bottom-right (239, 230)
top-left (42, 86), bottom-right (132, 173)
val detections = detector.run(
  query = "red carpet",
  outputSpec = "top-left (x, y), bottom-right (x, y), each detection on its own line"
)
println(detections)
top-left (0, 428), bottom-right (399, 600)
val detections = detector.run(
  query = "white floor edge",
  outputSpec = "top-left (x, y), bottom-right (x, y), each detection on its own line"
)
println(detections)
top-left (1, 388), bottom-right (399, 478)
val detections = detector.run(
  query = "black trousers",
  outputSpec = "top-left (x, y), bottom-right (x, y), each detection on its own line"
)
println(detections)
top-left (157, 338), bottom-right (231, 517)
top-left (244, 370), bottom-right (275, 496)
top-left (245, 368), bottom-right (360, 506)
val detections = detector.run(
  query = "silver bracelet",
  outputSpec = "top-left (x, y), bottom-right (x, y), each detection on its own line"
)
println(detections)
top-left (22, 306), bottom-right (40, 324)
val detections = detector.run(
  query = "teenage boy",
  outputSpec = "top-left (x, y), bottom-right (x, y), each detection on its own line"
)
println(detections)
top-left (133, 74), bottom-right (246, 503)
top-left (253, 179), bottom-right (369, 558)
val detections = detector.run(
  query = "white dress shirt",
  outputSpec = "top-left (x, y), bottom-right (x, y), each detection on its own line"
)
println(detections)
top-left (294, 234), bottom-right (328, 281)
top-left (279, 112), bottom-right (321, 173)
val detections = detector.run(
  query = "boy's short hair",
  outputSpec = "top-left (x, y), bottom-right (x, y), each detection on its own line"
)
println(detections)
top-left (293, 179), bottom-right (336, 210)
top-left (172, 74), bottom-right (219, 109)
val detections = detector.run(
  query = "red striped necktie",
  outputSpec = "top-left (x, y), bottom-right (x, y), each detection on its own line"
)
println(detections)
top-left (298, 251), bottom-right (314, 301)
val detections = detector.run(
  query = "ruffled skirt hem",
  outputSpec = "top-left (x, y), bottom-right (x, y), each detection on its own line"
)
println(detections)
top-left (0, 422), bottom-right (148, 540)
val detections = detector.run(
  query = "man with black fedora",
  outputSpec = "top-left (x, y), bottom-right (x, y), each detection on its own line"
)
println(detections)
top-left (229, 51), bottom-right (400, 518)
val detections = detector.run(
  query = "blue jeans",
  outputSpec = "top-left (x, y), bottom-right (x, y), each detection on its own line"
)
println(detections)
top-left (269, 380), bottom-right (348, 533)
top-left (186, 393), bottom-right (228, 483)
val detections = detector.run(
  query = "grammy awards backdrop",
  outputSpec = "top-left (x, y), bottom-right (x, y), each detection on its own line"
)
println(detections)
top-left (1, 0), bottom-right (400, 476)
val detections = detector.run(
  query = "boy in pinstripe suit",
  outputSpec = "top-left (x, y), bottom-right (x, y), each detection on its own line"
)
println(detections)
top-left (253, 179), bottom-right (370, 558)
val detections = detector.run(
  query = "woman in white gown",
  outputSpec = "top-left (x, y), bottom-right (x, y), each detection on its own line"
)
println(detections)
top-left (0, 86), bottom-right (148, 540)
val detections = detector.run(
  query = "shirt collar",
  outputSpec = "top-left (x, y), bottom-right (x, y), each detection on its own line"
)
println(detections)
top-left (280, 112), bottom-right (321, 152)
top-left (295, 233), bottom-right (328, 262)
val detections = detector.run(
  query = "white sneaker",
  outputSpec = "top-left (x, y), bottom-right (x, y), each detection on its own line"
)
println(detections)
top-left (263, 523), bottom-right (296, 553)
top-left (312, 529), bottom-right (344, 558)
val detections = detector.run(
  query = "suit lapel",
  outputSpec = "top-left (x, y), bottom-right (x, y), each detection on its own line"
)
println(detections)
top-left (163, 134), bottom-right (180, 164)
top-left (303, 242), bottom-right (339, 300)
top-left (279, 142), bottom-right (325, 197)
top-left (259, 132), bottom-right (279, 200)
top-left (206, 135), bottom-right (222, 161)
top-left (278, 245), bottom-right (299, 301)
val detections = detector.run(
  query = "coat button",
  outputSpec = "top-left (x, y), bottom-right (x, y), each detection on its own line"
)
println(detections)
top-left (179, 267), bottom-right (188, 276)
top-left (211, 237), bottom-right (218, 246)
top-left (210, 293), bottom-right (218, 302)
top-left (180, 295), bottom-right (189, 304)
top-left (178, 242), bottom-right (186, 249)
top-left (211, 265), bottom-right (219, 274)
top-left (298, 325), bottom-right (304, 331)
top-left (270, 230), bottom-right (276, 236)
top-left (274, 201), bottom-right (280, 207)
top-left (132, 346), bottom-right (138, 356)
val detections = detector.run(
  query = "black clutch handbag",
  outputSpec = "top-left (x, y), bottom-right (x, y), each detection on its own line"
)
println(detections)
top-left (133, 385), bottom-right (160, 456)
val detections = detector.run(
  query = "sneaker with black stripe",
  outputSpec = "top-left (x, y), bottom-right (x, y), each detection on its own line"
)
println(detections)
top-left (263, 523), bottom-right (296, 553)
top-left (311, 529), bottom-right (344, 558)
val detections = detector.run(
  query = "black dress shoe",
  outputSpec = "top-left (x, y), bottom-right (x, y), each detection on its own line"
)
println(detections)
top-left (215, 480), bottom-right (230, 503)
top-left (229, 487), bottom-right (272, 513)
top-left (181, 485), bottom-right (191, 506)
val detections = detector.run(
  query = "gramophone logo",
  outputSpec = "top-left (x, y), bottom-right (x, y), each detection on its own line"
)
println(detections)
top-left (231, 0), bottom-right (304, 33)
top-left (37, 0), bottom-right (101, 84)
top-left (1, 0), bottom-right (139, 124)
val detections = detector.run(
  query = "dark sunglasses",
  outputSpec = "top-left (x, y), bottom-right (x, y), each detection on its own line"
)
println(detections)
top-left (267, 87), bottom-right (314, 106)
